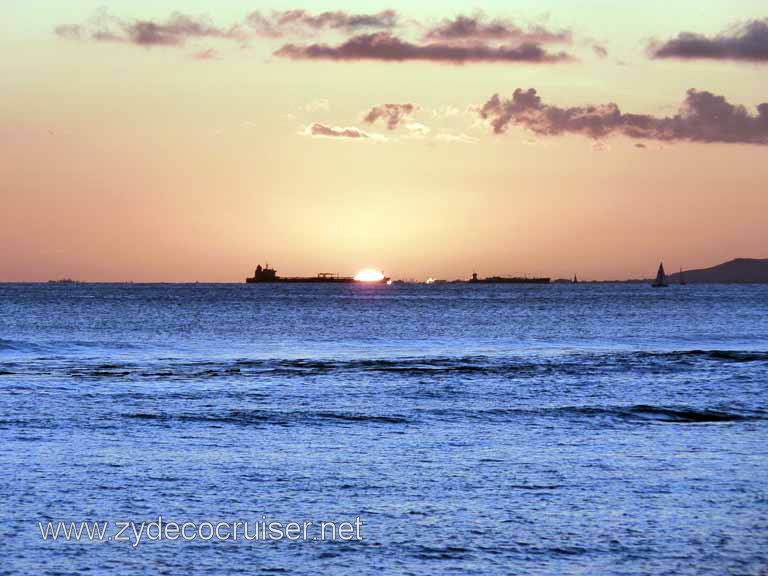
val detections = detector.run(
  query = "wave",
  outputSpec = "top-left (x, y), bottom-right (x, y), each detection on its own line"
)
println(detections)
top-left (7, 403), bottom-right (759, 432)
top-left (620, 405), bottom-right (757, 422)
top-left (3, 349), bottom-right (766, 379)
top-left (425, 404), bottom-right (764, 424)
top-left (0, 355), bottom-right (536, 378)
top-left (234, 357), bottom-right (521, 375)
top-left (638, 350), bottom-right (768, 363)
top-left (123, 409), bottom-right (409, 427)
top-left (249, 349), bottom-right (767, 373)
top-left (118, 404), bottom-right (760, 430)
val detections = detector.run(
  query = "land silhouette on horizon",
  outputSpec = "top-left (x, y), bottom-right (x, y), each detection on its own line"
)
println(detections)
top-left (664, 258), bottom-right (768, 284)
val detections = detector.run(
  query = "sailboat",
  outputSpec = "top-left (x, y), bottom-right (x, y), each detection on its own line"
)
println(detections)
top-left (652, 262), bottom-right (668, 288)
top-left (679, 267), bottom-right (687, 285)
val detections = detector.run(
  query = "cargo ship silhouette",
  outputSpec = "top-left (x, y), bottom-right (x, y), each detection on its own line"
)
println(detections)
top-left (246, 264), bottom-right (389, 284)
top-left (468, 272), bottom-right (550, 284)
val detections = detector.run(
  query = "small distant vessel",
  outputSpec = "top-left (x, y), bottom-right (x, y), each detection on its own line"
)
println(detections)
top-left (652, 262), bottom-right (668, 288)
top-left (679, 267), bottom-right (687, 285)
top-left (468, 272), bottom-right (550, 284)
top-left (246, 264), bottom-right (389, 284)
top-left (48, 278), bottom-right (80, 284)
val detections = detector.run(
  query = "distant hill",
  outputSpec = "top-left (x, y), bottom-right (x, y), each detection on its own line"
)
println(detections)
top-left (666, 258), bottom-right (768, 284)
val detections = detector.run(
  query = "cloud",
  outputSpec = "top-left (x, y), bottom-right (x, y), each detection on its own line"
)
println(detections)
top-left (363, 104), bottom-right (416, 129)
top-left (127, 16), bottom-right (239, 46)
top-left (56, 9), bottom-right (582, 67)
top-left (650, 19), bottom-right (768, 62)
top-left (55, 11), bottom-right (247, 46)
top-left (422, 14), bottom-right (571, 44)
top-left (245, 9), bottom-right (398, 38)
top-left (241, 12), bottom-right (283, 39)
top-left (56, 9), bottom-right (399, 47)
top-left (255, 9), bottom-right (398, 36)
top-left (479, 88), bottom-right (768, 144)
top-left (275, 32), bottom-right (574, 63)
top-left (302, 122), bottom-right (370, 139)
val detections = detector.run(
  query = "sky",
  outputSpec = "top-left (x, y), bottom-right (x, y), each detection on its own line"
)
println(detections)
top-left (1, 0), bottom-right (767, 281)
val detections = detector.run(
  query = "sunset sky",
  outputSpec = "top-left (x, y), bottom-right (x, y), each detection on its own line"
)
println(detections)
top-left (2, 0), bottom-right (767, 281)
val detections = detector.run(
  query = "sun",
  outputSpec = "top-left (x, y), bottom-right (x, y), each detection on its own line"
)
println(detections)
top-left (354, 268), bottom-right (385, 282)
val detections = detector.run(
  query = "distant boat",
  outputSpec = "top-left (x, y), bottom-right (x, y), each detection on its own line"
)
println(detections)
top-left (679, 267), bottom-right (686, 285)
top-left (652, 262), bottom-right (668, 288)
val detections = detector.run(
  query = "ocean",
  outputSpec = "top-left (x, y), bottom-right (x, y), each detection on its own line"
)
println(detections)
top-left (1, 282), bottom-right (767, 575)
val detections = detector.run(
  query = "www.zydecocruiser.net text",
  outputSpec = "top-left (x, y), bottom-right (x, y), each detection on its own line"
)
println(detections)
top-left (38, 516), bottom-right (364, 547)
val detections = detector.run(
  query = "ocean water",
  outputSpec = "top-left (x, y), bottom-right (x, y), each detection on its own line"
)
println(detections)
top-left (1, 282), bottom-right (767, 575)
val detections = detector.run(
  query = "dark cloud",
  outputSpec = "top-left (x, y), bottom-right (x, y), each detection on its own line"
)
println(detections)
top-left (271, 9), bottom-right (397, 33)
top-left (363, 104), bottom-right (416, 129)
top-left (131, 14), bottom-right (247, 46)
top-left (275, 32), bottom-right (573, 63)
top-left (57, 9), bottom-right (400, 47)
top-left (244, 9), bottom-right (398, 38)
top-left (479, 88), bottom-right (768, 144)
top-left (55, 11), bottom-right (246, 46)
top-left (56, 9), bottom-right (581, 65)
top-left (305, 123), bottom-right (369, 139)
top-left (423, 14), bottom-right (570, 44)
top-left (650, 19), bottom-right (768, 62)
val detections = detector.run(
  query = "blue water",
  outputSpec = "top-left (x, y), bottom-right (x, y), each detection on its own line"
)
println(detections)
top-left (1, 283), bottom-right (767, 575)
